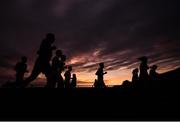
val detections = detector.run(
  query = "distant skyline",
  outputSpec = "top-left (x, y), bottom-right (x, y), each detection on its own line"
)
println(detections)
top-left (0, 0), bottom-right (180, 86)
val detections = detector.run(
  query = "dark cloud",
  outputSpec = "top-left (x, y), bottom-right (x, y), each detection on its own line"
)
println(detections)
top-left (0, 0), bottom-right (180, 83)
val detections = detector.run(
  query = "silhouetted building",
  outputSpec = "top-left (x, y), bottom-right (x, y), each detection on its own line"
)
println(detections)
top-left (159, 67), bottom-right (180, 91)
top-left (14, 56), bottom-right (28, 85)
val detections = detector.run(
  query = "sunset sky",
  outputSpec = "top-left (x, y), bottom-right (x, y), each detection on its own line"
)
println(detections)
top-left (0, 0), bottom-right (180, 87)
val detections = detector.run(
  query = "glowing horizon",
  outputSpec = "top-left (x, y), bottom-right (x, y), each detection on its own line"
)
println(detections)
top-left (22, 58), bottom-right (179, 87)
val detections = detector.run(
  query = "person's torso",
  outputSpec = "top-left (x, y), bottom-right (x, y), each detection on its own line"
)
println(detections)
top-left (37, 39), bottom-right (53, 61)
top-left (52, 57), bottom-right (60, 71)
top-left (16, 62), bottom-right (27, 73)
top-left (65, 71), bottom-right (71, 80)
top-left (140, 63), bottom-right (148, 75)
top-left (59, 62), bottom-right (65, 73)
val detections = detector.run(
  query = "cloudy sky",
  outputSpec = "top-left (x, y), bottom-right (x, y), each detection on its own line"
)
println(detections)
top-left (0, 0), bottom-right (180, 86)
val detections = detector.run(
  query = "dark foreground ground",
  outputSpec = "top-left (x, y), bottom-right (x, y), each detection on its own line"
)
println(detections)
top-left (0, 87), bottom-right (179, 121)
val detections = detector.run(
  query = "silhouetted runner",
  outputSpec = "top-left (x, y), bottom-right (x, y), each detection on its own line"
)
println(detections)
top-left (50, 50), bottom-right (63, 88)
top-left (51, 50), bottom-right (66, 88)
top-left (22, 33), bottom-right (56, 88)
top-left (132, 68), bottom-right (139, 82)
top-left (58, 55), bottom-right (67, 88)
top-left (14, 56), bottom-right (28, 85)
top-left (138, 56), bottom-right (149, 89)
top-left (132, 68), bottom-right (139, 87)
top-left (95, 63), bottom-right (107, 88)
top-left (71, 74), bottom-right (77, 88)
top-left (150, 65), bottom-right (159, 80)
top-left (149, 65), bottom-right (160, 89)
top-left (64, 65), bottom-right (72, 88)
top-left (139, 56), bottom-right (149, 80)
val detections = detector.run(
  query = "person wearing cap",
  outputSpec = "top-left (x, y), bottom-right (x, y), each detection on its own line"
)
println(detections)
top-left (138, 56), bottom-right (149, 81)
top-left (138, 56), bottom-right (150, 90)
